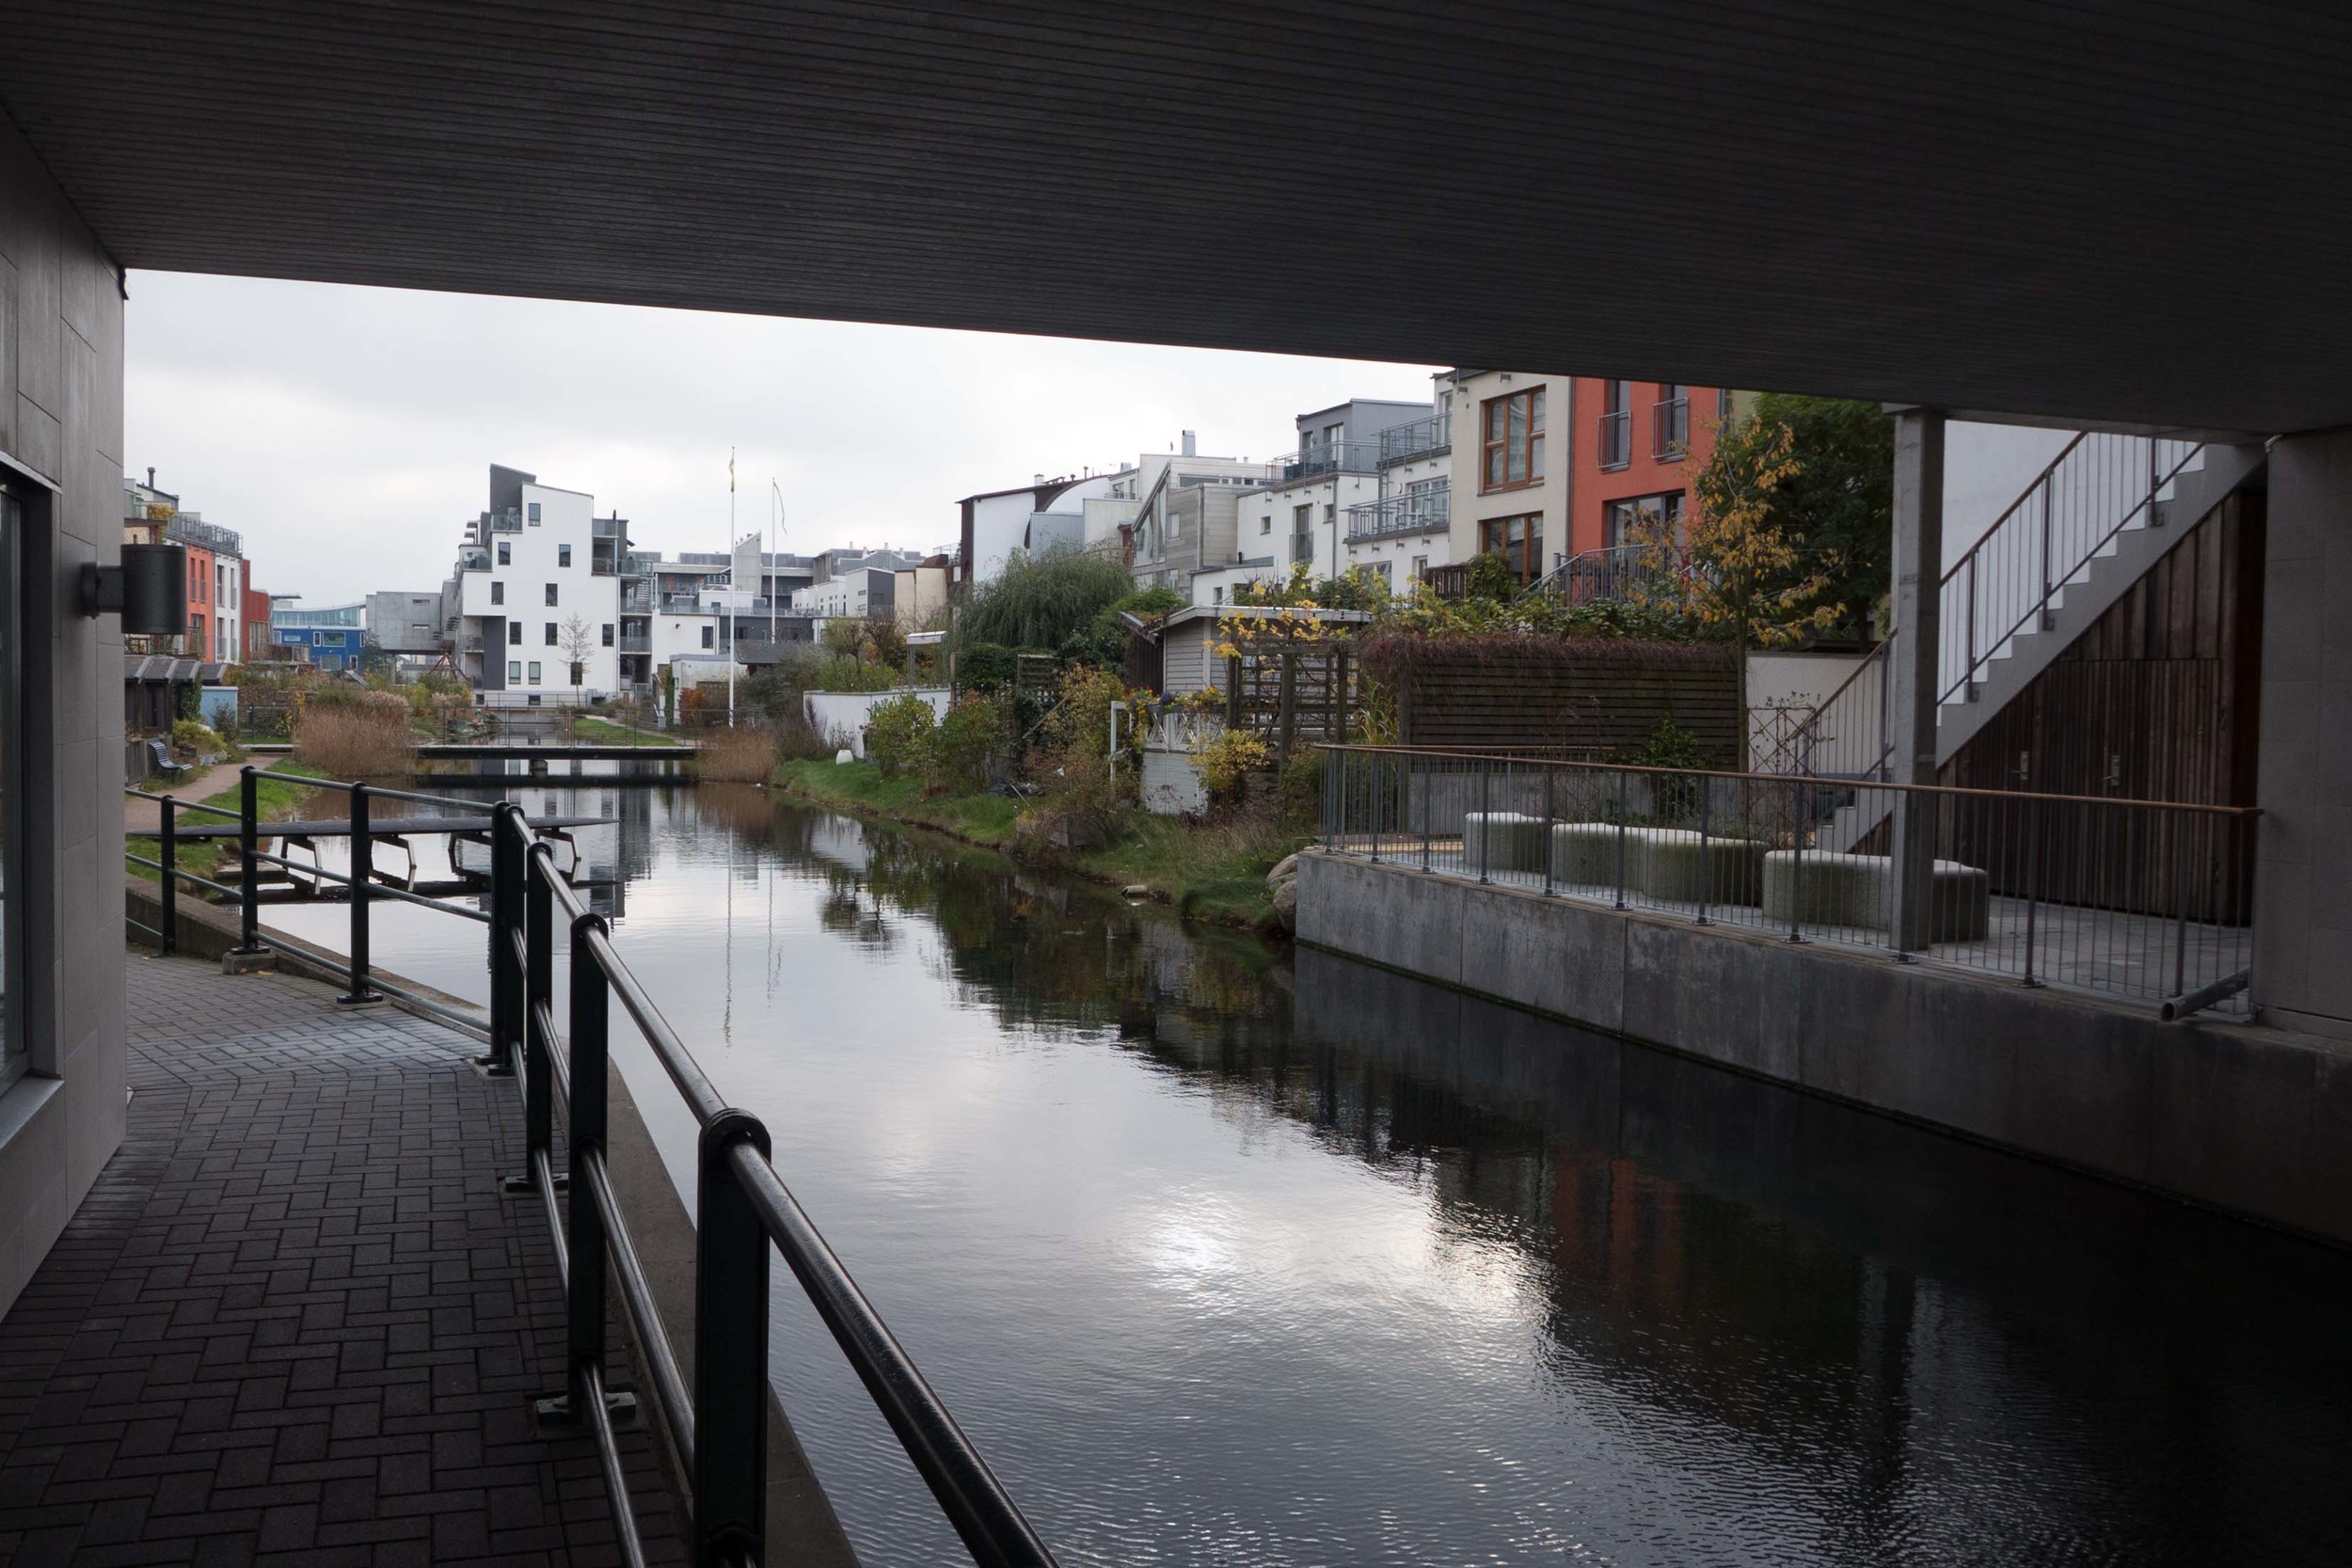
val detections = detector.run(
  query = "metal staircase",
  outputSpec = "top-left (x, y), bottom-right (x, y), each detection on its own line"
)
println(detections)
top-left (1795, 434), bottom-right (2266, 850)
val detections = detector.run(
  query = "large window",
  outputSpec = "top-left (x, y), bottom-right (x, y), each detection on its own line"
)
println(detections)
top-left (545, 622), bottom-right (559, 646)
top-left (0, 483), bottom-right (20, 1089)
top-left (1482, 388), bottom-right (1545, 491)
top-left (1653, 384), bottom-right (1690, 460)
top-left (1292, 502), bottom-right (1313, 564)
top-left (508, 622), bottom-right (522, 645)
top-left (1597, 380), bottom-right (1632, 470)
top-left (1605, 491), bottom-right (1685, 548)
top-left (558, 544), bottom-right (572, 568)
top-left (489, 580), bottom-right (503, 606)
top-left (1479, 512), bottom-right (1544, 584)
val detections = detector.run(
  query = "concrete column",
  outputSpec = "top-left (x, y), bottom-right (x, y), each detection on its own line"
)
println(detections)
top-left (1886, 407), bottom-right (1946, 952)
top-left (2253, 429), bottom-right (2352, 1037)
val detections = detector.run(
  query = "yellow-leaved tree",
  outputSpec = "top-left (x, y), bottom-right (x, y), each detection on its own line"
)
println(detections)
top-left (1630, 420), bottom-right (1839, 768)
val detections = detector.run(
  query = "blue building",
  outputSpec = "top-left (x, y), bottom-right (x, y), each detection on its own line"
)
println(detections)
top-left (269, 598), bottom-right (369, 672)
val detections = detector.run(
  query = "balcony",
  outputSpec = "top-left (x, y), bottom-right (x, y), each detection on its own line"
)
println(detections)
top-left (1653, 394), bottom-right (1690, 459)
top-left (617, 632), bottom-right (651, 653)
top-left (164, 514), bottom-right (244, 554)
top-left (1267, 440), bottom-right (1383, 483)
top-left (1376, 415), bottom-right (1450, 466)
top-left (1597, 408), bottom-right (1631, 470)
top-left (486, 506), bottom-right (523, 532)
top-left (1343, 483), bottom-right (1450, 543)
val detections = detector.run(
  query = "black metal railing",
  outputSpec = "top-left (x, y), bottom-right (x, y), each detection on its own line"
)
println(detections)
top-left (1376, 415), bottom-right (1451, 466)
top-left (1596, 409), bottom-right (1631, 470)
top-left (1318, 746), bottom-right (2258, 1018)
top-left (1343, 483), bottom-right (1450, 542)
top-left (125, 768), bottom-right (1061, 1567)
top-left (1651, 395), bottom-right (1689, 459)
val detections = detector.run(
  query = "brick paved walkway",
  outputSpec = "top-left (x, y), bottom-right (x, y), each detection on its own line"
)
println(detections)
top-left (0, 953), bottom-right (687, 1565)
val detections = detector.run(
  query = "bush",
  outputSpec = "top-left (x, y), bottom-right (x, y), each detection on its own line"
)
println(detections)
top-left (1463, 551), bottom-right (1523, 603)
top-left (811, 657), bottom-right (899, 693)
top-left (291, 691), bottom-right (415, 781)
top-left (1190, 727), bottom-right (1271, 803)
top-left (694, 725), bottom-right (775, 784)
top-left (865, 693), bottom-right (939, 781)
top-left (1276, 748), bottom-right (1325, 833)
top-left (1029, 666), bottom-right (1141, 832)
top-left (171, 718), bottom-right (227, 756)
top-left (1083, 586), bottom-right (1185, 669)
top-left (958, 641), bottom-right (1021, 694)
top-left (958, 545), bottom-right (1138, 652)
top-left (932, 693), bottom-right (1002, 793)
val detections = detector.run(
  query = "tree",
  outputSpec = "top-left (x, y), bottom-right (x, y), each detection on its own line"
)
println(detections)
top-left (558, 615), bottom-right (596, 706)
top-left (1706, 394), bottom-right (1894, 636)
top-left (1634, 420), bottom-right (1839, 768)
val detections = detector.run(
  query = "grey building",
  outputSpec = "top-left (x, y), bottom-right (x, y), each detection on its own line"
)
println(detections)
top-left (365, 589), bottom-right (445, 655)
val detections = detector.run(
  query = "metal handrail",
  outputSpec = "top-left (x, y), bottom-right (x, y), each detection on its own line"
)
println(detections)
top-left (124, 761), bottom-right (1059, 1563)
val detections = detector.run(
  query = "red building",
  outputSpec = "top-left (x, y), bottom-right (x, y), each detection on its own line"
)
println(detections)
top-left (183, 540), bottom-right (215, 657)
top-left (1567, 380), bottom-right (1738, 559)
top-left (244, 581), bottom-right (271, 663)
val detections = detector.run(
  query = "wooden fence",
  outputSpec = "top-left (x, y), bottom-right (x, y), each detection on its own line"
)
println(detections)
top-left (1380, 641), bottom-right (1740, 761)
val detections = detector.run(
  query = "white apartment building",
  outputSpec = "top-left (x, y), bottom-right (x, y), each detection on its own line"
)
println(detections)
top-left (450, 465), bottom-right (625, 704)
top-left (1338, 374), bottom-right (1458, 593)
top-left (1187, 399), bottom-right (1429, 605)
top-left (960, 434), bottom-right (1271, 588)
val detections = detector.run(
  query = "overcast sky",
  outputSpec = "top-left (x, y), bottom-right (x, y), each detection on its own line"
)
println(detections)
top-left (123, 272), bottom-right (1442, 606)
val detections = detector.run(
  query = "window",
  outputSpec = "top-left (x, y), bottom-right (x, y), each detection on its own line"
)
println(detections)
top-left (546, 583), bottom-right (559, 607)
top-left (509, 622), bottom-right (522, 645)
top-left (528, 501), bottom-right (542, 525)
top-left (1291, 503), bottom-right (1313, 564)
top-left (1324, 502), bottom-right (1336, 525)
top-left (528, 661), bottom-right (542, 684)
top-left (545, 622), bottom-right (558, 646)
top-left (558, 544), bottom-right (572, 568)
top-left (1605, 491), bottom-right (1685, 549)
top-left (489, 580), bottom-right (504, 605)
top-left (1598, 380), bottom-right (1632, 469)
top-left (1653, 384), bottom-right (1690, 460)
top-left (1364, 559), bottom-right (1392, 587)
top-left (497, 541), bottom-right (511, 565)
top-left (701, 626), bottom-right (715, 650)
top-left (1481, 388), bottom-right (1546, 491)
top-left (1212, 585), bottom-right (1225, 605)
top-left (1411, 554), bottom-right (1427, 581)
top-left (601, 623), bottom-right (614, 647)
top-left (1260, 514), bottom-right (1271, 535)
top-left (509, 660), bottom-right (521, 683)
top-left (1478, 513), bottom-right (1544, 584)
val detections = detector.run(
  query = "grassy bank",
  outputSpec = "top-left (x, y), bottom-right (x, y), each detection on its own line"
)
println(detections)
top-left (126, 763), bottom-right (328, 887)
top-left (774, 757), bottom-right (1304, 927)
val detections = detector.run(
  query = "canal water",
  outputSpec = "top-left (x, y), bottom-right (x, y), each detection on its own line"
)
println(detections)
top-left (262, 775), bottom-right (2352, 1566)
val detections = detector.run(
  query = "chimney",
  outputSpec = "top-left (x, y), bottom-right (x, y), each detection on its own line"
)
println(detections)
top-left (147, 467), bottom-right (155, 488)
top-left (1181, 431), bottom-right (1198, 457)
top-left (1034, 472), bottom-right (1045, 485)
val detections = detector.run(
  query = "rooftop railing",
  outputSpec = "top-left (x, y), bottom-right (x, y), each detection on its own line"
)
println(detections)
top-left (124, 771), bottom-right (1063, 1567)
top-left (1317, 746), bottom-right (2257, 1019)
top-left (165, 514), bottom-right (245, 554)
top-left (1266, 441), bottom-right (1384, 483)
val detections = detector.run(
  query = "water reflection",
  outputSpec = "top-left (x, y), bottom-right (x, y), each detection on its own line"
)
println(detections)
top-left (263, 784), bottom-right (2352, 1566)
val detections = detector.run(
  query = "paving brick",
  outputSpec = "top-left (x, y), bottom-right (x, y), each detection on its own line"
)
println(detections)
top-left (0, 958), bottom-right (687, 1563)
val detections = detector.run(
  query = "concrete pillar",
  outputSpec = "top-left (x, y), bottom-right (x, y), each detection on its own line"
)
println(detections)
top-left (2253, 429), bottom-right (2352, 1037)
top-left (1887, 407), bottom-right (1946, 952)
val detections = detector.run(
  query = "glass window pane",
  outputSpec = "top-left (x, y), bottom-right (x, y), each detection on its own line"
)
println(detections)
top-left (1530, 388), bottom-right (1546, 429)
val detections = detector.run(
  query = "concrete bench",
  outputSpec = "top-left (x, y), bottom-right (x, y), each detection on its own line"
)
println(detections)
top-left (1459, 812), bottom-right (1550, 874)
top-left (1544, 823), bottom-right (1768, 902)
top-left (1760, 851), bottom-right (1990, 941)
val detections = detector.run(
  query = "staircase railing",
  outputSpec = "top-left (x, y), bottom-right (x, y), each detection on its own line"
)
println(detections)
top-left (1939, 433), bottom-right (2202, 707)
top-left (1791, 433), bottom-right (2205, 787)
top-left (1520, 542), bottom-right (1688, 609)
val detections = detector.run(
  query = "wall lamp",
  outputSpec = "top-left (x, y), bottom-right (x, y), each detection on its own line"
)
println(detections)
top-left (81, 543), bottom-right (190, 635)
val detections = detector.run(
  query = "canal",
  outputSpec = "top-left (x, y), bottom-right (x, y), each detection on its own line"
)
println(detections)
top-left (262, 774), bottom-right (2352, 1566)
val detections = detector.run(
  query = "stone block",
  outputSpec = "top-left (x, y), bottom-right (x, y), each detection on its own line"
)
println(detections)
top-left (1632, 828), bottom-right (1767, 906)
top-left (1760, 851), bottom-right (1989, 942)
top-left (1461, 811), bottom-right (1548, 876)
top-left (1549, 821), bottom-right (1619, 890)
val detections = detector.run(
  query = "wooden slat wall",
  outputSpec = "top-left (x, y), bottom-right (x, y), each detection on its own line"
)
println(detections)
top-left (1942, 491), bottom-right (2263, 807)
top-left (1392, 644), bottom-right (1740, 761)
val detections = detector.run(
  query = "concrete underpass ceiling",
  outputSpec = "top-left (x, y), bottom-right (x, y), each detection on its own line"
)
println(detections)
top-left (1, 2), bottom-right (2344, 436)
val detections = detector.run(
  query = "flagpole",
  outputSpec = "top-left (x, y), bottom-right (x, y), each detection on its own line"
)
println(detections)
top-left (726, 446), bottom-right (737, 728)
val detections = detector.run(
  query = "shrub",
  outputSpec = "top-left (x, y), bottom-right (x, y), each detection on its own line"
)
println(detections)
top-left (1276, 747), bottom-right (1326, 834)
top-left (1083, 586), bottom-right (1185, 669)
top-left (1462, 551), bottom-right (1523, 604)
top-left (865, 693), bottom-right (939, 781)
top-left (171, 718), bottom-right (227, 756)
top-left (810, 657), bottom-right (899, 693)
top-left (1030, 666), bottom-right (1142, 832)
top-left (1190, 727), bottom-right (1272, 803)
top-left (694, 725), bottom-right (775, 784)
top-left (957, 641), bottom-right (1021, 694)
top-left (932, 693), bottom-right (1002, 793)
top-left (291, 691), bottom-right (415, 781)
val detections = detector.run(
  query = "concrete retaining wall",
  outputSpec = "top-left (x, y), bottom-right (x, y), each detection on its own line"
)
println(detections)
top-left (1296, 850), bottom-right (2352, 1245)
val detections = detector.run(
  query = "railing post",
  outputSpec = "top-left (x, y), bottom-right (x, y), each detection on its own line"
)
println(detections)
top-left (524, 842), bottom-right (555, 1167)
top-left (1963, 554), bottom-right (1977, 693)
top-left (1477, 760), bottom-right (1491, 883)
top-left (1695, 776), bottom-right (1711, 926)
top-left (1419, 756), bottom-right (1432, 873)
top-left (1613, 769), bottom-right (1629, 909)
top-left (568, 912), bottom-right (610, 1387)
top-left (2172, 811), bottom-right (2190, 998)
top-left (1541, 764), bottom-right (1556, 897)
top-left (2021, 804), bottom-right (2043, 988)
top-left (1789, 780), bottom-right (1807, 942)
top-left (2038, 483), bottom-right (2054, 629)
top-left (340, 783), bottom-right (380, 1005)
top-left (695, 1110), bottom-right (773, 1566)
top-left (159, 796), bottom-right (178, 956)
top-left (234, 766), bottom-right (263, 954)
top-left (482, 801), bottom-right (524, 1076)
top-left (1368, 752), bottom-right (1381, 863)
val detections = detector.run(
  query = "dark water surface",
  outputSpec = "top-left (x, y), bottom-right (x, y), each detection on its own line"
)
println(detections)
top-left (262, 779), bottom-right (2352, 1566)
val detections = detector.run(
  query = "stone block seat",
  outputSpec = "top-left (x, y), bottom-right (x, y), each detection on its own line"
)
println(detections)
top-left (1761, 850), bottom-right (1991, 941)
top-left (1634, 828), bottom-right (1768, 905)
top-left (1460, 811), bottom-right (1550, 874)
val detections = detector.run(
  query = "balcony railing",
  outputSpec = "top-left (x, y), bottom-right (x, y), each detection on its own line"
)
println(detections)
top-left (122, 774), bottom-right (1065, 1567)
top-left (1597, 409), bottom-right (1631, 470)
top-left (1343, 483), bottom-right (1451, 542)
top-left (1376, 415), bottom-right (1451, 466)
top-left (165, 515), bottom-right (244, 555)
top-left (1268, 440), bottom-right (1384, 483)
top-left (486, 507), bottom-right (523, 533)
top-left (616, 633), bottom-right (651, 653)
top-left (1652, 395), bottom-right (1690, 459)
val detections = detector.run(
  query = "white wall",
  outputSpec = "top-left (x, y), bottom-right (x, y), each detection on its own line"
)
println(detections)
top-left (1943, 421), bottom-right (2075, 570)
top-left (804, 688), bottom-right (952, 756)
top-left (463, 480), bottom-right (623, 697)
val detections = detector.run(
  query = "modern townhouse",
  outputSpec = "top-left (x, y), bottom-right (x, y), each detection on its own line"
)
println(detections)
top-left (1190, 400), bottom-right (1426, 604)
top-left (1338, 376), bottom-right (1460, 593)
top-left (1572, 378), bottom-right (1743, 556)
top-left (1445, 370), bottom-right (1574, 588)
top-left (448, 465), bottom-right (627, 703)
top-left (269, 597), bottom-right (367, 671)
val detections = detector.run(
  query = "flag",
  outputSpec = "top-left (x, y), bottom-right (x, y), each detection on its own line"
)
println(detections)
top-left (728, 448), bottom-right (736, 493)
